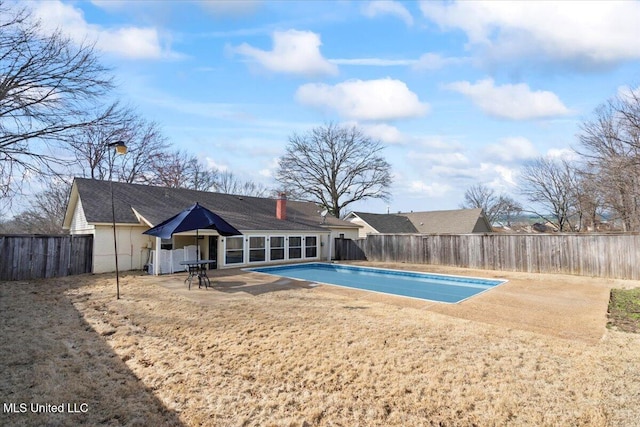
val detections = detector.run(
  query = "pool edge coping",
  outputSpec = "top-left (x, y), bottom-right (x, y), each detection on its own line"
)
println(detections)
top-left (244, 261), bottom-right (509, 305)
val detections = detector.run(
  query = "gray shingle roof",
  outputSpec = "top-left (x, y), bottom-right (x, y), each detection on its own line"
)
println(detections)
top-left (352, 208), bottom-right (492, 234)
top-left (351, 212), bottom-right (418, 233)
top-left (71, 178), bottom-right (355, 232)
top-left (401, 208), bottom-right (492, 233)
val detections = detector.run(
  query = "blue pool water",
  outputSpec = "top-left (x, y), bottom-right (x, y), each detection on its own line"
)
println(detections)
top-left (248, 263), bottom-right (507, 304)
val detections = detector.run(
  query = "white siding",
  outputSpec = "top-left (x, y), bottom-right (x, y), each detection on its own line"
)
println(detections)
top-left (70, 198), bottom-right (92, 233)
top-left (93, 225), bottom-right (152, 273)
top-left (348, 216), bottom-right (377, 238)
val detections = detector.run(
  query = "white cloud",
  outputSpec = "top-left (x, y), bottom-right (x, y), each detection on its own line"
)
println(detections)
top-left (330, 54), bottom-right (468, 69)
top-left (330, 58), bottom-right (416, 66)
top-left (258, 157), bottom-right (280, 178)
top-left (546, 148), bottom-right (578, 161)
top-left (92, 0), bottom-right (261, 16)
top-left (362, 1), bottom-right (414, 26)
top-left (411, 135), bottom-right (465, 152)
top-left (196, 0), bottom-right (261, 16)
top-left (408, 151), bottom-right (470, 168)
top-left (233, 30), bottom-right (338, 77)
top-left (31, 1), bottom-right (176, 60)
top-left (357, 123), bottom-right (406, 145)
top-left (295, 78), bottom-right (429, 121)
top-left (412, 53), bottom-right (468, 71)
top-left (484, 137), bottom-right (538, 162)
top-left (420, 1), bottom-right (640, 66)
top-left (616, 84), bottom-right (640, 100)
top-left (487, 164), bottom-right (518, 186)
top-left (407, 180), bottom-right (452, 197)
top-left (258, 168), bottom-right (272, 178)
top-left (445, 78), bottom-right (571, 120)
top-left (330, 53), bottom-right (468, 70)
top-left (106, 27), bottom-right (167, 59)
top-left (205, 157), bottom-right (229, 172)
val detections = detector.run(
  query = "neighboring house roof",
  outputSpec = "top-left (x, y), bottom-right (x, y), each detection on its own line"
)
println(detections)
top-left (63, 178), bottom-right (357, 232)
top-left (401, 208), bottom-right (492, 233)
top-left (349, 212), bottom-right (418, 233)
top-left (348, 208), bottom-right (492, 234)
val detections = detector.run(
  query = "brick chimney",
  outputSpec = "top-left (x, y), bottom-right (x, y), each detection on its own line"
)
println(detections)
top-left (276, 192), bottom-right (287, 220)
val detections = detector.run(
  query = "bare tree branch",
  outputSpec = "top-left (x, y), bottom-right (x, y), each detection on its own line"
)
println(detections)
top-left (460, 184), bottom-right (522, 226)
top-left (276, 123), bottom-right (392, 218)
top-left (0, 2), bottom-right (114, 200)
top-left (518, 157), bottom-right (579, 232)
top-left (577, 88), bottom-right (640, 231)
top-left (215, 170), bottom-right (271, 197)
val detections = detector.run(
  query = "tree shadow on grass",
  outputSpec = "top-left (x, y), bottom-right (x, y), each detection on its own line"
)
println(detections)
top-left (0, 278), bottom-right (185, 427)
top-left (212, 277), bottom-right (317, 296)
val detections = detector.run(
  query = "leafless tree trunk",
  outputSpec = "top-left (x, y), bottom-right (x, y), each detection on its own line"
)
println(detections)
top-left (518, 157), bottom-right (578, 232)
top-left (570, 167), bottom-right (607, 231)
top-left (276, 123), bottom-right (392, 218)
top-left (0, 2), bottom-right (114, 200)
top-left (577, 90), bottom-right (640, 231)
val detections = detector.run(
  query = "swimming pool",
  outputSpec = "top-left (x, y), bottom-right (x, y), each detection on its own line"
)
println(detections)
top-left (248, 263), bottom-right (507, 303)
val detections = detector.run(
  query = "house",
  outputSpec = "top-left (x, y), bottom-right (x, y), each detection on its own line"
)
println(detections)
top-left (345, 208), bottom-right (492, 238)
top-left (62, 178), bottom-right (360, 274)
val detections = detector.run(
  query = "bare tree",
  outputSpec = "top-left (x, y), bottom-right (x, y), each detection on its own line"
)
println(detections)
top-left (0, 2), bottom-right (114, 200)
top-left (150, 149), bottom-right (218, 191)
top-left (116, 118), bottom-right (170, 184)
top-left (568, 166), bottom-right (607, 231)
top-left (66, 103), bottom-right (130, 181)
top-left (0, 178), bottom-right (70, 233)
top-left (276, 123), bottom-right (392, 218)
top-left (215, 170), bottom-right (270, 197)
top-left (518, 157), bottom-right (579, 232)
top-left (67, 104), bottom-right (170, 184)
top-left (577, 90), bottom-right (640, 231)
top-left (460, 184), bottom-right (522, 226)
top-left (186, 157), bottom-right (219, 192)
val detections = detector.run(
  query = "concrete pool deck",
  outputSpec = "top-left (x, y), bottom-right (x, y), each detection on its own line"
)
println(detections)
top-left (146, 261), bottom-right (637, 344)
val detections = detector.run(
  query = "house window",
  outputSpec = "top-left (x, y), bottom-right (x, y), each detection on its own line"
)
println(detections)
top-left (288, 236), bottom-right (302, 259)
top-left (160, 238), bottom-right (173, 250)
top-left (249, 236), bottom-right (266, 262)
top-left (305, 236), bottom-right (318, 258)
top-left (225, 236), bottom-right (244, 265)
top-left (270, 236), bottom-right (285, 261)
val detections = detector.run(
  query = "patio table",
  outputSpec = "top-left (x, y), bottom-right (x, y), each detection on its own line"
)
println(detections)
top-left (179, 260), bottom-right (214, 290)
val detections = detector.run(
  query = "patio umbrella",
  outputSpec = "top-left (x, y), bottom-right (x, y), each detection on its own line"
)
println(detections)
top-left (143, 202), bottom-right (242, 259)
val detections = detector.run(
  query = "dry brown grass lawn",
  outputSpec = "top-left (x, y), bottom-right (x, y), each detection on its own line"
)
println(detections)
top-left (2, 263), bottom-right (640, 426)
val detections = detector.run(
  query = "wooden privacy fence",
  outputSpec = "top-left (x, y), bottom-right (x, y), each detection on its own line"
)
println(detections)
top-left (335, 233), bottom-right (640, 280)
top-left (0, 235), bottom-right (93, 281)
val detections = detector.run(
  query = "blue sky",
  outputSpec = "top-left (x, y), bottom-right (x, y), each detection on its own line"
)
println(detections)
top-left (25, 0), bottom-right (640, 214)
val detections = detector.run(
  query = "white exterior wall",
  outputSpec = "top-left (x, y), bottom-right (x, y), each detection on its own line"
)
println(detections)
top-left (347, 216), bottom-right (378, 238)
top-left (93, 225), bottom-right (152, 273)
top-left (220, 231), bottom-right (329, 268)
